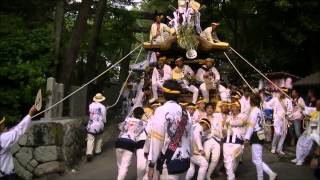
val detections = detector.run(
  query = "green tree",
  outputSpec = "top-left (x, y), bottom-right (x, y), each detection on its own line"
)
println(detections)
top-left (0, 14), bottom-right (54, 124)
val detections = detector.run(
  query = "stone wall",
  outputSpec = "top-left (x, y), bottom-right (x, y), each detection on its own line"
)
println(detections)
top-left (11, 117), bottom-right (87, 179)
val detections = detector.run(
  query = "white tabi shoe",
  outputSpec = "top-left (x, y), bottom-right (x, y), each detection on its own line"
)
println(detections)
top-left (271, 149), bottom-right (276, 154)
top-left (277, 150), bottom-right (286, 155)
top-left (296, 161), bottom-right (303, 166)
top-left (270, 173), bottom-right (278, 180)
top-left (291, 159), bottom-right (297, 163)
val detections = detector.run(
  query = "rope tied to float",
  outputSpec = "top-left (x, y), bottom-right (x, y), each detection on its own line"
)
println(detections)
top-left (32, 43), bottom-right (143, 119)
top-left (108, 46), bottom-right (143, 109)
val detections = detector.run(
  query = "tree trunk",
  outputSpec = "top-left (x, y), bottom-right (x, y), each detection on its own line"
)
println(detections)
top-left (54, 0), bottom-right (64, 76)
top-left (86, 0), bottom-right (107, 82)
top-left (58, 0), bottom-right (92, 87)
top-left (86, 0), bottom-right (107, 102)
top-left (119, 40), bottom-right (132, 83)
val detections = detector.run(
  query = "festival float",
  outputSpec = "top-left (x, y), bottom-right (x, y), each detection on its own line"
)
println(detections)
top-left (137, 0), bottom-right (231, 104)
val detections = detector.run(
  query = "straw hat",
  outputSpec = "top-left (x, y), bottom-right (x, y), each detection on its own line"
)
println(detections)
top-left (93, 93), bottom-right (106, 103)
top-left (0, 117), bottom-right (5, 126)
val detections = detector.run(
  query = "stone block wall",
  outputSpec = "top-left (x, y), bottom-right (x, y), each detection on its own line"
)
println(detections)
top-left (11, 118), bottom-right (86, 179)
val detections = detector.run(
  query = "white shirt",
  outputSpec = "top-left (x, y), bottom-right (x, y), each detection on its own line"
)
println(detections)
top-left (191, 123), bottom-right (207, 154)
top-left (291, 97), bottom-right (306, 120)
top-left (149, 23), bottom-right (170, 43)
top-left (148, 101), bottom-right (192, 163)
top-left (265, 97), bottom-right (293, 121)
top-left (209, 112), bottom-right (227, 141)
top-left (200, 27), bottom-right (220, 43)
top-left (219, 85), bottom-right (231, 102)
top-left (193, 109), bottom-right (206, 124)
top-left (196, 65), bottom-right (220, 82)
top-left (225, 113), bottom-right (247, 142)
top-left (0, 115), bottom-right (31, 175)
top-left (86, 102), bottom-right (107, 134)
top-left (245, 107), bottom-right (263, 140)
top-left (239, 96), bottom-right (251, 115)
top-left (152, 64), bottom-right (172, 84)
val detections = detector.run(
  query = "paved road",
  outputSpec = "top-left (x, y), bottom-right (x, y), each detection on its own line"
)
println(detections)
top-left (53, 125), bottom-right (317, 180)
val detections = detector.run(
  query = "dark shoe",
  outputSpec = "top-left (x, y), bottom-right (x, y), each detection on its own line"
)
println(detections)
top-left (86, 155), bottom-right (93, 162)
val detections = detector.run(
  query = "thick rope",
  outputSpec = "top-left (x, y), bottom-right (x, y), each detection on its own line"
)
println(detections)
top-left (224, 52), bottom-right (272, 127)
top-left (32, 44), bottom-right (142, 119)
top-left (223, 52), bottom-right (255, 92)
top-left (230, 47), bottom-right (291, 100)
top-left (108, 46), bottom-right (143, 109)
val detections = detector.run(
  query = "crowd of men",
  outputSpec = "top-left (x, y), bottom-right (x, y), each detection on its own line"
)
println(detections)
top-left (109, 46), bottom-right (320, 179)
top-left (112, 75), bottom-right (320, 180)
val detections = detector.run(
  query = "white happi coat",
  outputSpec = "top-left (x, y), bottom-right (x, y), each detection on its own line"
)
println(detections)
top-left (239, 96), bottom-right (251, 115)
top-left (219, 85), bottom-right (231, 102)
top-left (291, 97), bottom-right (306, 121)
top-left (119, 117), bottom-right (147, 142)
top-left (174, 65), bottom-right (194, 86)
top-left (192, 109), bottom-right (206, 124)
top-left (152, 64), bottom-right (172, 85)
top-left (191, 123), bottom-right (208, 154)
top-left (210, 112), bottom-right (227, 141)
top-left (196, 65), bottom-right (220, 83)
top-left (266, 97), bottom-right (293, 132)
top-left (225, 113), bottom-right (247, 141)
top-left (87, 102), bottom-right (107, 134)
top-left (0, 115), bottom-right (31, 175)
top-left (148, 101), bottom-right (192, 165)
top-left (245, 107), bottom-right (264, 141)
top-left (303, 107), bottom-right (320, 145)
top-left (200, 27), bottom-right (220, 43)
top-left (149, 23), bottom-right (170, 44)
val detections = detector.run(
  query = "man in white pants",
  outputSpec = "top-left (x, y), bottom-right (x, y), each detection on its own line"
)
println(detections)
top-left (86, 93), bottom-right (107, 161)
top-left (196, 58), bottom-right (220, 102)
top-left (186, 118), bottom-right (211, 180)
top-left (204, 102), bottom-right (229, 180)
top-left (115, 107), bottom-right (146, 180)
top-left (266, 88), bottom-right (293, 155)
top-left (149, 57), bottom-right (172, 103)
top-left (147, 80), bottom-right (192, 180)
top-left (0, 106), bottom-right (37, 179)
top-left (244, 94), bottom-right (277, 180)
top-left (292, 100), bottom-right (320, 165)
top-left (172, 57), bottom-right (199, 104)
top-left (223, 102), bottom-right (246, 180)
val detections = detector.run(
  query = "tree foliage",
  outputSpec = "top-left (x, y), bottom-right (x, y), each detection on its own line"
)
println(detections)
top-left (0, 14), bottom-right (54, 123)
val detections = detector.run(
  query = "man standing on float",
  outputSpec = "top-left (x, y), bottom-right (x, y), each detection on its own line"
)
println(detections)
top-left (196, 58), bottom-right (220, 102)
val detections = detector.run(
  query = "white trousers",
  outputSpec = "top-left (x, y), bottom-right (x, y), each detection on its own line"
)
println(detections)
top-left (199, 83), bottom-right (212, 102)
top-left (186, 85), bottom-right (199, 104)
top-left (152, 81), bottom-right (163, 100)
top-left (296, 132), bottom-right (314, 164)
top-left (86, 133), bottom-right (103, 155)
top-left (116, 148), bottom-right (133, 180)
top-left (252, 144), bottom-right (276, 180)
top-left (159, 164), bottom-right (186, 180)
top-left (186, 155), bottom-right (208, 180)
top-left (223, 143), bottom-right (243, 180)
top-left (137, 148), bottom-right (147, 180)
top-left (271, 119), bottom-right (288, 152)
top-left (203, 138), bottom-right (221, 180)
